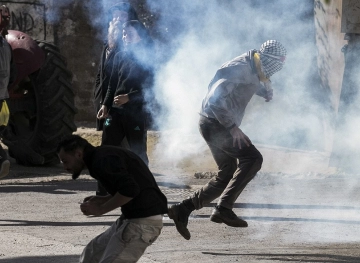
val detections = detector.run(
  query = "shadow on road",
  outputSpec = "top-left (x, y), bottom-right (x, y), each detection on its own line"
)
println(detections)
top-left (1, 175), bottom-right (190, 194)
top-left (0, 219), bottom-right (114, 227)
top-left (0, 179), bottom-right (97, 194)
top-left (0, 255), bottom-right (79, 263)
top-left (167, 201), bottom-right (360, 211)
top-left (0, 218), bottom-right (174, 228)
top-left (194, 214), bottom-right (360, 225)
top-left (235, 202), bottom-right (360, 211)
top-left (202, 252), bottom-right (360, 262)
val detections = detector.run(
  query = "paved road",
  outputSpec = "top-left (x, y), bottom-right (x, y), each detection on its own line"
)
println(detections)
top-left (1, 160), bottom-right (360, 263)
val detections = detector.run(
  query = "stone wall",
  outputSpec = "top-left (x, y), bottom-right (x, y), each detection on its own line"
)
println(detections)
top-left (315, 0), bottom-right (347, 112)
top-left (314, 0), bottom-right (347, 152)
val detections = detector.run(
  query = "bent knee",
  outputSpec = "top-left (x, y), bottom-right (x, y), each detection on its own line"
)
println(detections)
top-left (251, 150), bottom-right (263, 171)
top-left (255, 153), bottom-right (263, 170)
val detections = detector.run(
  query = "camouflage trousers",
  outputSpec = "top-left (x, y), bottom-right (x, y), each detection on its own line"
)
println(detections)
top-left (79, 216), bottom-right (162, 263)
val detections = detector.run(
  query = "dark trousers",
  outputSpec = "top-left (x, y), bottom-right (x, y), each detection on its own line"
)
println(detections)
top-left (97, 110), bottom-right (148, 195)
top-left (102, 110), bottom-right (148, 164)
top-left (0, 125), bottom-right (7, 161)
top-left (191, 116), bottom-right (263, 210)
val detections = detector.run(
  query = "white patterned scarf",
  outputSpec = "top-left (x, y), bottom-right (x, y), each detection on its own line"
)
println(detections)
top-left (259, 40), bottom-right (287, 79)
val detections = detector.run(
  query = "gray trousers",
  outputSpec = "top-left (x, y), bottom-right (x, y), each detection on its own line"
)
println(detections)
top-left (79, 217), bottom-right (163, 263)
top-left (191, 116), bottom-right (263, 210)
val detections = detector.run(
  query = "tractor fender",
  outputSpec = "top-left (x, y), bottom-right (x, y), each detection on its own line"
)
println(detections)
top-left (6, 30), bottom-right (45, 90)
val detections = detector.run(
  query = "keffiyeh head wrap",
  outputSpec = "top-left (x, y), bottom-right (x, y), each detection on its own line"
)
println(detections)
top-left (259, 40), bottom-right (287, 78)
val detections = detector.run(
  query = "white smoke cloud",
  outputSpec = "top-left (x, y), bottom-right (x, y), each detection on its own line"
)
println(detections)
top-left (149, 0), bottom-right (327, 163)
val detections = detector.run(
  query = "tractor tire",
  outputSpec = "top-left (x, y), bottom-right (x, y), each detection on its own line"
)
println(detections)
top-left (3, 41), bottom-right (77, 166)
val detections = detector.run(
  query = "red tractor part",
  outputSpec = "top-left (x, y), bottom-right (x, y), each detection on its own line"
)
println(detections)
top-left (0, 4), bottom-right (77, 166)
top-left (6, 30), bottom-right (45, 96)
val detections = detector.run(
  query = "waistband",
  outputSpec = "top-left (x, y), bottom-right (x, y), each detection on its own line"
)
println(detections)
top-left (126, 215), bottom-right (163, 227)
top-left (142, 214), bottom-right (163, 220)
top-left (199, 114), bottom-right (219, 123)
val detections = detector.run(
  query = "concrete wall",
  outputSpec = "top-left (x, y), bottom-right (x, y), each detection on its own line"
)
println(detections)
top-left (341, 0), bottom-right (360, 33)
top-left (314, 0), bottom-right (347, 152)
top-left (314, 0), bottom-right (347, 112)
top-left (0, 0), bottom-right (53, 41)
top-left (52, 1), bottom-right (103, 122)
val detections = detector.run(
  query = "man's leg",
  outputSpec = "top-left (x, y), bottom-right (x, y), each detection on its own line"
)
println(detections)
top-left (217, 145), bottom-right (263, 209)
top-left (99, 218), bottom-right (162, 263)
top-left (125, 114), bottom-right (149, 166)
top-left (191, 143), bottom-right (237, 209)
top-left (0, 124), bottom-right (10, 179)
top-left (168, 116), bottom-right (237, 240)
top-left (79, 218), bottom-right (122, 263)
top-left (169, 116), bottom-right (263, 231)
top-left (209, 144), bottom-right (262, 227)
top-left (0, 143), bottom-right (10, 179)
top-left (101, 111), bottom-right (126, 146)
top-left (97, 112), bottom-right (126, 196)
top-left (199, 118), bottom-right (263, 227)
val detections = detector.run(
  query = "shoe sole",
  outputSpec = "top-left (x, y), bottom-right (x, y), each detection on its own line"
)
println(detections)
top-left (168, 206), bottom-right (191, 240)
top-left (0, 160), bottom-right (10, 179)
top-left (210, 214), bottom-right (248, 227)
top-left (210, 214), bottom-right (223, 224)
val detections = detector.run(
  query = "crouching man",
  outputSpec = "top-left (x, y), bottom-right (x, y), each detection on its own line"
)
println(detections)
top-left (57, 135), bottom-right (168, 263)
top-left (168, 40), bottom-right (287, 240)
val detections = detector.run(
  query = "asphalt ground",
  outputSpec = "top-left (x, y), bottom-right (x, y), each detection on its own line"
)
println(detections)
top-left (1, 159), bottom-right (360, 263)
top-left (1, 127), bottom-right (360, 262)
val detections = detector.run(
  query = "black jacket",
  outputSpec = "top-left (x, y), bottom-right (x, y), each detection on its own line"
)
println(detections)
top-left (83, 144), bottom-right (168, 219)
top-left (103, 43), bottom-right (155, 118)
top-left (94, 43), bottom-right (121, 131)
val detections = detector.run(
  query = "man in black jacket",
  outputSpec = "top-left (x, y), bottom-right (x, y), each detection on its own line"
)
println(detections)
top-left (98, 20), bottom-right (155, 166)
top-left (94, 2), bottom-right (139, 132)
top-left (93, 2), bottom-right (139, 196)
top-left (57, 135), bottom-right (168, 262)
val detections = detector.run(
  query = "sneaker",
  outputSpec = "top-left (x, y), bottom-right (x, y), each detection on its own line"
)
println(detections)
top-left (210, 205), bottom-right (248, 227)
top-left (167, 203), bottom-right (191, 240)
top-left (0, 159), bottom-right (10, 179)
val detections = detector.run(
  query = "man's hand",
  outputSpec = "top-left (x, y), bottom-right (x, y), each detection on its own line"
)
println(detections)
top-left (80, 201), bottom-right (104, 216)
top-left (80, 195), bottom-right (112, 216)
top-left (229, 126), bottom-right (252, 149)
top-left (97, 105), bottom-right (108, 119)
top-left (80, 193), bottom-right (133, 217)
top-left (114, 94), bottom-right (129, 106)
top-left (265, 88), bottom-right (273, 102)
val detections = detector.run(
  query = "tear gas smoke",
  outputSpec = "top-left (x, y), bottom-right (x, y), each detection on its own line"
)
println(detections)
top-left (142, 0), bottom-right (360, 245)
top-left (146, 0), bottom-right (326, 162)
top-left (42, 0), bottom-right (360, 245)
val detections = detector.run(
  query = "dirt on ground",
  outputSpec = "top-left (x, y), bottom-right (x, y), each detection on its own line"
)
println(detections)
top-left (1, 125), bottom-right (360, 263)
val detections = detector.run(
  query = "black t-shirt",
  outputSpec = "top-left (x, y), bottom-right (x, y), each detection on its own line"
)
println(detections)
top-left (83, 144), bottom-right (168, 219)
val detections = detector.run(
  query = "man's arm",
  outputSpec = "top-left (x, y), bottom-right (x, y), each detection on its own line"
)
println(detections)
top-left (81, 155), bottom-right (140, 216)
top-left (255, 82), bottom-right (273, 102)
top-left (80, 192), bottom-right (133, 216)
